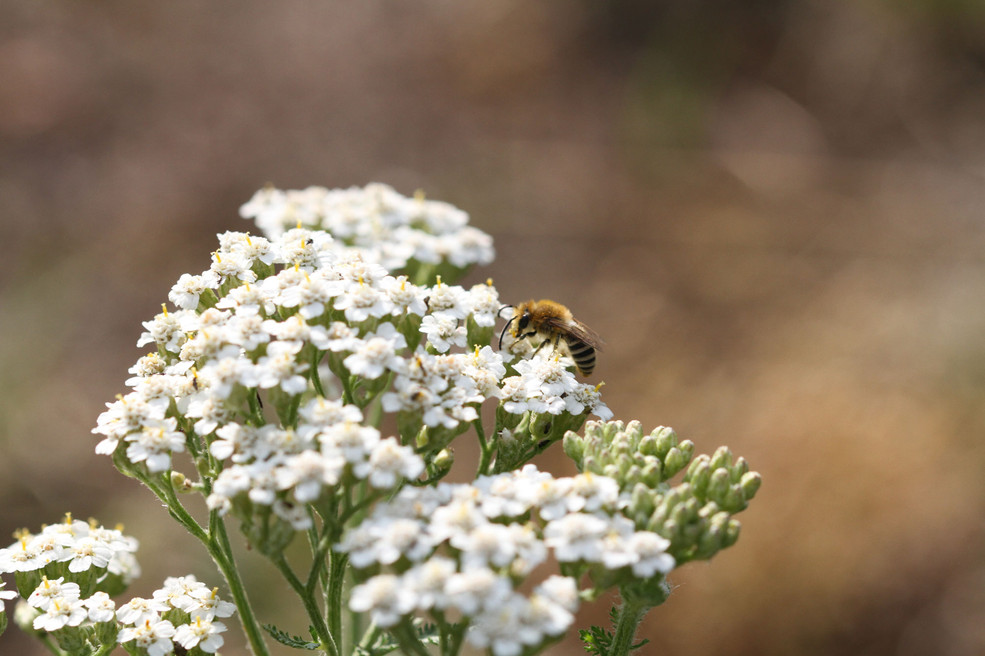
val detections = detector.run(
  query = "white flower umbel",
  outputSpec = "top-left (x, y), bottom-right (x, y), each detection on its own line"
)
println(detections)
top-left (336, 465), bottom-right (675, 654)
top-left (78, 183), bottom-right (756, 656)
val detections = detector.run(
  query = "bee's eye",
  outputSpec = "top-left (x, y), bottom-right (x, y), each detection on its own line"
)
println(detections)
top-left (517, 314), bottom-right (530, 331)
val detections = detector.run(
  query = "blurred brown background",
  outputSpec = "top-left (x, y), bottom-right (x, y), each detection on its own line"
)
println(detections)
top-left (3, 1), bottom-right (985, 655)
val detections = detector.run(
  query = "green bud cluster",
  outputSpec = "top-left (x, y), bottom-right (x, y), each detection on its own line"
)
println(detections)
top-left (563, 420), bottom-right (695, 492)
top-left (564, 421), bottom-right (762, 565)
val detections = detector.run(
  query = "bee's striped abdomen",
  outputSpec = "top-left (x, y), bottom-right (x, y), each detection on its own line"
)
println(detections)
top-left (564, 335), bottom-right (596, 376)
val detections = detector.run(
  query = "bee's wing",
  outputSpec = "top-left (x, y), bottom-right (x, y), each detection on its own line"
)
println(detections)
top-left (542, 316), bottom-right (604, 351)
top-left (570, 319), bottom-right (604, 351)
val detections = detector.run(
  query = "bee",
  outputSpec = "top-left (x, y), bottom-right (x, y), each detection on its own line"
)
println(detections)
top-left (499, 299), bottom-right (603, 376)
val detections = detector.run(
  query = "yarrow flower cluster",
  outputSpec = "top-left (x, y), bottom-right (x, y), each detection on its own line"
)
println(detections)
top-left (239, 183), bottom-right (494, 280)
top-left (0, 517), bottom-right (234, 655)
top-left (0, 184), bottom-right (760, 656)
top-left (338, 465), bottom-right (674, 656)
top-left (0, 515), bottom-right (139, 589)
top-left (92, 187), bottom-right (611, 542)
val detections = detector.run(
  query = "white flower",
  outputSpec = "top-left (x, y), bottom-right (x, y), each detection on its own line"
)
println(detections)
top-left (174, 616), bottom-right (227, 653)
top-left (127, 352), bottom-right (168, 381)
top-left (137, 308), bottom-right (194, 352)
top-left (117, 617), bottom-right (176, 656)
top-left (253, 340), bottom-right (308, 393)
top-left (298, 398), bottom-right (363, 431)
top-left (442, 567), bottom-right (512, 617)
top-left (565, 382), bottom-right (613, 420)
top-left (275, 450), bottom-right (344, 502)
top-left (383, 276), bottom-right (428, 316)
top-left (336, 517), bottom-right (431, 568)
top-left (276, 227), bottom-right (335, 270)
top-left (124, 420), bottom-right (186, 473)
top-left (153, 575), bottom-right (208, 613)
top-left (210, 248), bottom-right (256, 284)
top-left (67, 536), bottom-right (114, 572)
top-left (343, 323), bottom-right (407, 379)
top-left (185, 393), bottom-right (231, 436)
top-left (169, 272), bottom-right (219, 310)
top-left (221, 312), bottom-right (269, 351)
top-left (626, 531), bottom-right (675, 577)
top-left (189, 586), bottom-right (236, 620)
top-left (402, 556), bottom-right (456, 610)
top-left (276, 269), bottom-right (344, 319)
top-left (85, 591), bottom-right (116, 623)
top-left (28, 578), bottom-right (80, 610)
top-left (311, 321), bottom-right (360, 352)
top-left (349, 575), bottom-right (416, 627)
top-left (426, 282), bottom-right (471, 320)
top-left (420, 314), bottom-right (466, 353)
top-left (453, 522), bottom-right (542, 571)
top-left (467, 282), bottom-right (501, 327)
top-left (32, 597), bottom-right (87, 632)
top-left (363, 439), bottom-right (423, 488)
top-left (320, 422), bottom-right (381, 466)
top-left (335, 255), bottom-right (389, 287)
top-left (498, 376), bottom-right (532, 415)
top-left (116, 596), bottom-right (170, 626)
top-left (525, 576), bottom-right (578, 637)
top-left (428, 498), bottom-right (486, 545)
top-left (569, 472), bottom-right (621, 513)
top-left (221, 231), bottom-right (275, 265)
top-left (333, 282), bottom-right (392, 323)
top-left (468, 594), bottom-right (540, 656)
top-left (515, 355), bottom-right (579, 402)
top-left (216, 281), bottom-right (271, 315)
top-left (543, 513), bottom-right (609, 563)
top-left (196, 352), bottom-right (255, 399)
top-left (447, 226), bottom-right (495, 268)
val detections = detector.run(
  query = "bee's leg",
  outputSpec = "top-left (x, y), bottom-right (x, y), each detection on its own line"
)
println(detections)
top-left (531, 334), bottom-right (562, 359)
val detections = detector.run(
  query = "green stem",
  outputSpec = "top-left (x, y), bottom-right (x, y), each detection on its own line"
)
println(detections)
top-left (274, 554), bottom-right (336, 656)
top-left (326, 550), bottom-right (349, 653)
top-left (92, 642), bottom-right (118, 656)
top-left (340, 371), bottom-right (356, 406)
top-left (143, 472), bottom-right (269, 656)
top-left (356, 620), bottom-right (381, 653)
top-left (610, 599), bottom-right (650, 656)
top-left (37, 634), bottom-right (64, 656)
top-left (209, 515), bottom-right (273, 656)
top-left (311, 349), bottom-right (327, 397)
top-left (392, 618), bottom-right (431, 656)
top-left (473, 416), bottom-right (491, 477)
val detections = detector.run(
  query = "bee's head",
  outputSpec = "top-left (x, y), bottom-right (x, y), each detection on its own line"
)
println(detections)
top-left (516, 311), bottom-right (531, 333)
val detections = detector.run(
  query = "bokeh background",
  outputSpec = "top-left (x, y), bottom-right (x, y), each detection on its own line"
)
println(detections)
top-left (3, 1), bottom-right (985, 654)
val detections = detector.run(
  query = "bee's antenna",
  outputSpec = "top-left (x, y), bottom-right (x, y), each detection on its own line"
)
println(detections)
top-left (497, 304), bottom-right (513, 319)
top-left (499, 316), bottom-right (516, 350)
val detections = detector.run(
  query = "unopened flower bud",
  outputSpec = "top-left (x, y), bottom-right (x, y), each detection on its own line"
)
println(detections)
top-left (433, 448), bottom-right (454, 471)
top-left (652, 426), bottom-right (677, 458)
top-left (709, 446), bottom-right (733, 471)
top-left (722, 518), bottom-right (741, 549)
top-left (723, 485), bottom-right (746, 513)
top-left (708, 468), bottom-right (731, 505)
top-left (741, 471), bottom-right (762, 500)
top-left (663, 446), bottom-right (687, 479)
top-left (562, 430), bottom-right (584, 462)
top-left (640, 460), bottom-right (663, 488)
top-left (686, 457), bottom-right (712, 497)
